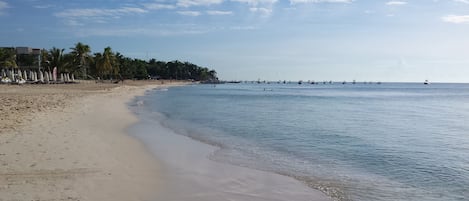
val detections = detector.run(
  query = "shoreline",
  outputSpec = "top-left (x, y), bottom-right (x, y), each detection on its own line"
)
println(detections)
top-left (129, 85), bottom-right (334, 201)
top-left (0, 81), bottom-right (185, 201)
top-left (1, 81), bottom-right (333, 201)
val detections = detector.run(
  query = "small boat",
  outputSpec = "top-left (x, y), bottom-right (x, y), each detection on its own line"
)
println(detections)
top-left (424, 80), bottom-right (429, 85)
top-left (1, 77), bottom-right (11, 84)
top-left (16, 78), bottom-right (26, 85)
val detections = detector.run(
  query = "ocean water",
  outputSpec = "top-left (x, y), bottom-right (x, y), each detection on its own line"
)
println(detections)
top-left (132, 83), bottom-right (469, 201)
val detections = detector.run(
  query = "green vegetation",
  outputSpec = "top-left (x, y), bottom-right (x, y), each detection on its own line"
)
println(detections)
top-left (0, 48), bottom-right (17, 68)
top-left (0, 42), bottom-right (218, 81)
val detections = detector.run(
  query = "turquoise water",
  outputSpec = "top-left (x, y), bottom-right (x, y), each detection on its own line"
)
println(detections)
top-left (136, 83), bottom-right (469, 201)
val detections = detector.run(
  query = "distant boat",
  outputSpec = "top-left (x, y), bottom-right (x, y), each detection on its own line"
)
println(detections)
top-left (424, 80), bottom-right (429, 85)
top-left (298, 80), bottom-right (302, 85)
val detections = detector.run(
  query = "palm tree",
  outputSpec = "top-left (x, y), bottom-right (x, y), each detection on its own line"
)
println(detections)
top-left (0, 48), bottom-right (17, 69)
top-left (93, 52), bottom-right (102, 78)
top-left (49, 47), bottom-right (65, 72)
top-left (96, 47), bottom-right (118, 79)
top-left (40, 49), bottom-right (50, 71)
top-left (102, 47), bottom-right (115, 79)
top-left (70, 42), bottom-right (91, 79)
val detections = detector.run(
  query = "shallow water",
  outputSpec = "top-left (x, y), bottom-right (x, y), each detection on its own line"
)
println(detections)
top-left (131, 83), bottom-right (469, 201)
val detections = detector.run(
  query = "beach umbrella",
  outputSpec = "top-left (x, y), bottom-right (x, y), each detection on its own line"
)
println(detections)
top-left (52, 67), bottom-right (57, 82)
top-left (39, 71), bottom-right (44, 82)
top-left (11, 69), bottom-right (15, 82)
top-left (23, 70), bottom-right (27, 80)
top-left (60, 73), bottom-right (64, 82)
top-left (71, 74), bottom-right (75, 82)
top-left (66, 73), bottom-right (70, 82)
top-left (45, 71), bottom-right (49, 83)
top-left (34, 72), bottom-right (38, 82)
top-left (1, 70), bottom-right (5, 77)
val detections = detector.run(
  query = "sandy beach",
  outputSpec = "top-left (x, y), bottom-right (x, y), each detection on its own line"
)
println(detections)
top-left (0, 81), bottom-right (179, 201)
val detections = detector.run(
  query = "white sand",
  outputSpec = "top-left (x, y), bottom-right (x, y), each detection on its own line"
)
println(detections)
top-left (0, 83), bottom-right (172, 201)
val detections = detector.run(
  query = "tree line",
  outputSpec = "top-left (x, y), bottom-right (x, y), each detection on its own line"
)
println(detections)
top-left (0, 42), bottom-right (218, 81)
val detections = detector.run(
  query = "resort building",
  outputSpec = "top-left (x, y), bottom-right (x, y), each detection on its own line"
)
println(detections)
top-left (0, 46), bottom-right (42, 70)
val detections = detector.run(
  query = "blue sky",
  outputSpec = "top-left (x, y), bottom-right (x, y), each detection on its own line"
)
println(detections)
top-left (1, 0), bottom-right (469, 82)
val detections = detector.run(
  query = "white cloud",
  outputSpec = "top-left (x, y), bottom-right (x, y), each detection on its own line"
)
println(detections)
top-left (0, 1), bottom-right (7, 9)
top-left (386, 1), bottom-right (407, 6)
top-left (34, 4), bottom-right (55, 9)
top-left (289, 0), bottom-right (353, 4)
top-left (231, 0), bottom-right (277, 6)
top-left (249, 7), bottom-right (272, 16)
top-left (143, 3), bottom-right (176, 10)
top-left (70, 27), bottom-right (208, 37)
top-left (177, 11), bottom-right (202, 16)
top-left (453, 0), bottom-right (469, 4)
top-left (55, 6), bottom-right (147, 25)
top-left (177, 0), bottom-right (224, 7)
top-left (442, 15), bottom-right (469, 24)
top-left (56, 7), bottom-right (147, 18)
top-left (229, 26), bottom-right (257, 30)
top-left (0, 1), bottom-right (9, 14)
top-left (207, 10), bottom-right (233, 15)
top-left (66, 19), bottom-right (85, 26)
top-left (232, 0), bottom-right (277, 17)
